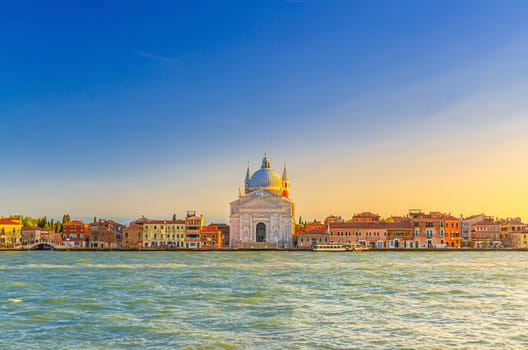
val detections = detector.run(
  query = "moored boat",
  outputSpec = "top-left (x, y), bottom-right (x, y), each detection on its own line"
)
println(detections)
top-left (347, 246), bottom-right (370, 252)
top-left (312, 244), bottom-right (347, 252)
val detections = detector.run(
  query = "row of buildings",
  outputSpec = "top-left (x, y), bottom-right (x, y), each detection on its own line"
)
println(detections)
top-left (1, 154), bottom-right (527, 250)
top-left (2, 210), bottom-right (528, 250)
top-left (294, 211), bottom-right (528, 249)
top-left (0, 211), bottom-right (228, 249)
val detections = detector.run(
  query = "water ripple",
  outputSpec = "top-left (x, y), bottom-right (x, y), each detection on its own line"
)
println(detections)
top-left (1, 251), bottom-right (528, 349)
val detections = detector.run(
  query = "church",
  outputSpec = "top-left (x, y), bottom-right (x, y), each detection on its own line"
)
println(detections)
top-left (229, 153), bottom-right (295, 248)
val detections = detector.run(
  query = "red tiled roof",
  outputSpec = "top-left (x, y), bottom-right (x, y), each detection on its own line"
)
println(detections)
top-left (330, 222), bottom-right (388, 229)
top-left (64, 220), bottom-right (85, 225)
top-left (0, 218), bottom-right (21, 225)
top-left (144, 220), bottom-right (185, 225)
top-left (297, 230), bottom-right (328, 235)
top-left (354, 212), bottom-right (380, 218)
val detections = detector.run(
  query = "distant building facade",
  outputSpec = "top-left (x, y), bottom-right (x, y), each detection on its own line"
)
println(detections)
top-left (123, 223), bottom-right (143, 249)
top-left (143, 219), bottom-right (185, 248)
top-left (200, 225), bottom-right (222, 248)
top-left (185, 211), bottom-right (204, 248)
top-left (62, 220), bottom-right (89, 248)
top-left (294, 230), bottom-right (329, 248)
top-left (0, 218), bottom-right (22, 248)
top-left (89, 219), bottom-right (125, 249)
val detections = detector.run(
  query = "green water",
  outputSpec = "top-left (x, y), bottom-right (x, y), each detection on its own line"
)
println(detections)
top-left (1, 251), bottom-right (527, 349)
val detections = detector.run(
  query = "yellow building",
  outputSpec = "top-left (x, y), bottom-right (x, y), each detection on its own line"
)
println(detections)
top-left (512, 232), bottom-right (528, 248)
top-left (0, 218), bottom-right (23, 248)
top-left (143, 219), bottom-right (186, 248)
top-left (500, 219), bottom-right (526, 247)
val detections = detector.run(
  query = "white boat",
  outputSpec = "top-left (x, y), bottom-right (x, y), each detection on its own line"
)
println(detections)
top-left (312, 244), bottom-right (347, 252)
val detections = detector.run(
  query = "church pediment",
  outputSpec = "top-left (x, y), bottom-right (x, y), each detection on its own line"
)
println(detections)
top-left (238, 197), bottom-right (289, 210)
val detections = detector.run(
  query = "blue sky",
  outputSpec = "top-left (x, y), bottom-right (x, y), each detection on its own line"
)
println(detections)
top-left (2, 1), bottom-right (528, 223)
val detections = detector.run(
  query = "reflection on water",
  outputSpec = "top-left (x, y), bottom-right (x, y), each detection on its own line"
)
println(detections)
top-left (1, 251), bottom-right (528, 349)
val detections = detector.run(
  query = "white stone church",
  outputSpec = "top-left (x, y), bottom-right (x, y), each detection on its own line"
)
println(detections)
top-left (229, 153), bottom-right (295, 248)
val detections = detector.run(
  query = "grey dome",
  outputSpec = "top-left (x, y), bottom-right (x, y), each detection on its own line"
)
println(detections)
top-left (249, 167), bottom-right (282, 190)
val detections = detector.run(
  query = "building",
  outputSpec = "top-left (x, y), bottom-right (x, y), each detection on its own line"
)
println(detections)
top-left (306, 220), bottom-right (325, 232)
top-left (21, 226), bottom-right (52, 245)
top-left (294, 230), bottom-right (329, 248)
top-left (200, 225), bottom-right (222, 248)
top-left (123, 223), bottom-right (143, 249)
top-left (330, 221), bottom-right (388, 248)
top-left (443, 214), bottom-right (461, 248)
top-left (185, 211), bottom-right (204, 248)
top-left (41, 231), bottom-right (63, 246)
top-left (511, 232), bottom-right (528, 248)
top-left (386, 220), bottom-right (415, 248)
top-left (324, 215), bottom-right (344, 226)
top-left (411, 212), bottom-right (452, 248)
top-left (230, 153), bottom-right (294, 248)
top-left (462, 214), bottom-right (486, 245)
top-left (351, 212), bottom-right (381, 223)
top-left (210, 223), bottom-right (230, 247)
top-left (0, 217), bottom-right (22, 248)
top-left (89, 219), bottom-right (125, 249)
top-left (143, 219), bottom-right (185, 248)
top-left (471, 217), bottom-right (501, 248)
top-left (500, 218), bottom-right (526, 248)
top-left (62, 220), bottom-right (89, 248)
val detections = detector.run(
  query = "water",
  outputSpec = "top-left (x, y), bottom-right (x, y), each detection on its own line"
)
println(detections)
top-left (1, 251), bottom-right (527, 349)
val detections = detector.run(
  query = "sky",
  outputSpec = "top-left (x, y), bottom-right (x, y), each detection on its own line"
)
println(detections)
top-left (2, 0), bottom-right (528, 224)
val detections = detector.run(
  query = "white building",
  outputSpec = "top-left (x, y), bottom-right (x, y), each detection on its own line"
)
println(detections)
top-left (229, 153), bottom-right (294, 248)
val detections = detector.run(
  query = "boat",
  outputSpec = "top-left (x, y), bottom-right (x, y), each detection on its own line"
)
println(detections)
top-left (347, 246), bottom-right (370, 252)
top-left (312, 244), bottom-right (347, 252)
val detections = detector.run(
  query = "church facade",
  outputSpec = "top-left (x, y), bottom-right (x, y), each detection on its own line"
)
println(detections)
top-left (229, 153), bottom-right (295, 248)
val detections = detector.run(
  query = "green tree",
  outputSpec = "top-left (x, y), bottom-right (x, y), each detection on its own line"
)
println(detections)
top-left (62, 214), bottom-right (71, 224)
top-left (9, 215), bottom-right (37, 227)
top-left (93, 216), bottom-right (97, 223)
top-left (40, 216), bottom-right (48, 228)
top-left (172, 214), bottom-right (177, 220)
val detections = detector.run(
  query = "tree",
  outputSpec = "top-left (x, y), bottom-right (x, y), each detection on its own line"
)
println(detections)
top-left (62, 214), bottom-right (71, 224)
top-left (298, 216), bottom-right (302, 225)
top-left (172, 214), bottom-right (177, 220)
top-left (93, 216), bottom-right (97, 223)
top-left (9, 215), bottom-right (37, 227)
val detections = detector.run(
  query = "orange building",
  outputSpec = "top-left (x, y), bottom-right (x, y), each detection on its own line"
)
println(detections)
top-left (443, 214), bottom-right (461, 248)
top-left (200, 225), bottom-right (222, 248)
top-left (62, 220), bottom-right (89, 248)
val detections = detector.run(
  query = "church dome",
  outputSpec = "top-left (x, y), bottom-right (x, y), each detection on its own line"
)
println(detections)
top-left (249, 168), bottom-right (283, 190)
top-left (248, 153), bottom-right (283, 193)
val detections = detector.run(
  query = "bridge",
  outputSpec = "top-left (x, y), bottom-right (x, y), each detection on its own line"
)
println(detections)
top-left (25, 242), bottom-right (63, 250)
